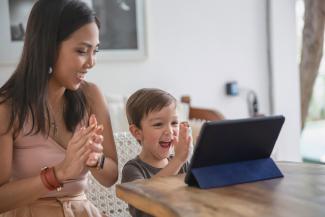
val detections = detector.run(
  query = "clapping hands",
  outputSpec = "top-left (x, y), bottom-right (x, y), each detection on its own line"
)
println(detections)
top-left (85, 114), bottom-right (104, 168)
top-left (55, 114), bottom-right (105, 181)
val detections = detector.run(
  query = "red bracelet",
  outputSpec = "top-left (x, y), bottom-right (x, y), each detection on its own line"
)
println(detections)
top-left (40, 167), bottom-right (63, 191)
top-left (40, 168), bottom-right (55, 191)
top-left (45, 167), bottom-right (62, 191)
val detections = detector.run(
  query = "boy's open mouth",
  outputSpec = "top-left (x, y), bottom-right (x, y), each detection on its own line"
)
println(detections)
top-left (159, 140), bottom-right (172, 148)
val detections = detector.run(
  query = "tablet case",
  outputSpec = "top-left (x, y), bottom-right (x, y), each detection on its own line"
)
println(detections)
top-left (185, 115), bottom-right (285, 189)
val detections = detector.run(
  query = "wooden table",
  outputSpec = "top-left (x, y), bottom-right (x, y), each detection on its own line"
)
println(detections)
top-left (116, 162), bottom-right (325, 217)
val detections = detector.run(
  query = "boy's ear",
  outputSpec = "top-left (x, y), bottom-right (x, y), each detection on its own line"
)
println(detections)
top-left (129, 124), bottom-right (142, 142)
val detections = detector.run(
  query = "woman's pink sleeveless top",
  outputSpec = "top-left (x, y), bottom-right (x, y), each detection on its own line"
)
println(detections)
top-left (11, 125), bottom-right (88, 198)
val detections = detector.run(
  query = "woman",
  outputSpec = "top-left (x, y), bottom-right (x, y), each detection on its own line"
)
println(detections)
top-left (0, 0), bottom-right (118, 216)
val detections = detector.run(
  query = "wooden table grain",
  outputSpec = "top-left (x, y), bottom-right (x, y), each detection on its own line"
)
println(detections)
top-left (116, 162), bottom-right (325, 217)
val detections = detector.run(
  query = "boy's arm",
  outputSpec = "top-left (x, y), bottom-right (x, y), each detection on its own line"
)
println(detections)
top-left (152, 157), bottom-right (187, 177)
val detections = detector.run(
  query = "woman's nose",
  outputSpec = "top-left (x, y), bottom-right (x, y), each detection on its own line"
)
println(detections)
top-left (85, 54), bottom-right (96, 69)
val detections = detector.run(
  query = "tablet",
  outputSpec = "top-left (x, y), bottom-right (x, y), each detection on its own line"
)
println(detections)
top-left (184, 115), bottom-right (285, 187)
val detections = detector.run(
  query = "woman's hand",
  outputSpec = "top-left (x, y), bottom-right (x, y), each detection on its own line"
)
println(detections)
top-left (55, 123), bottom-right (98, 182)
top-left (85, 114), bottom-right (105, 167)
top-left (173, 122), bottom-right (193, 163)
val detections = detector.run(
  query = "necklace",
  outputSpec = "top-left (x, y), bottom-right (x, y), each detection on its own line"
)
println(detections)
top-left (48, 102), bottom-right (64, 138)
top-left (51, 121), bottom-right (58, 137)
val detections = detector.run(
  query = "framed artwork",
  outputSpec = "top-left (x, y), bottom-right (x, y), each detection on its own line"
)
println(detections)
top-left (0, 0), bottom-right (147, 65)
top-left (93, 0), bottom-right (147, 61)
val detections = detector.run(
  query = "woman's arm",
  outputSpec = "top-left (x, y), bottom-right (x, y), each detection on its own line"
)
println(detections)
top-left (0, 104), bottom-right (50, 213)
top-left (0, 103), bottom-right (100, 213)
top-left (84, 82), bottom-right (118, 187)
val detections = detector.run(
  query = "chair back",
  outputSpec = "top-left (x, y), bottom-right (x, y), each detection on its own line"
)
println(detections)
top-left (86, 132), bottom-right (141, 217)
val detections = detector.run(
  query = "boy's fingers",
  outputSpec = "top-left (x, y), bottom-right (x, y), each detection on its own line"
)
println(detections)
top-left (179, 122), bottom-right (192, 138)
top-left (172, 135), bottom-right (179, 146)
top-left (180, 121), bottom-right (189, 127)
top-left (187, 126), bottom-right (192, 136)
top-left (179, 126), bottom-right (188, 139)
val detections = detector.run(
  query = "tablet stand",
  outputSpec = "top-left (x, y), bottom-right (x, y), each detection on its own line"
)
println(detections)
top-left (190, 158), bottom-right (283, 189)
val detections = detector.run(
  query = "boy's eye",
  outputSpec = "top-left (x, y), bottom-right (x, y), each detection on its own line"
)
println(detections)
top-left (152, 123), bottom-right (163, 127)
top-left (172, 121), bottom-right (179, 126)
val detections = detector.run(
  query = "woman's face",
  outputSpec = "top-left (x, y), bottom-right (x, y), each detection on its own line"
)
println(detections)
top-left (51, 22), bottom-right (99, 90)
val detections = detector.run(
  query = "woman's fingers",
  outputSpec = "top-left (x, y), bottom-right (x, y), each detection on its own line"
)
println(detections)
top-left (86, 152), bottom-right (101, 166)
top-left (76, 140), bottom-right (91, 156)
top-left (92, 134), bottom-right (103, 144)
top-left (81, 148), bottom-right (93, 163)
top-left (89, 114), bottom-right (97, 127)
top-left (64, 114), bottom-right (104, 173)
top-left (95, 124), bottom-right (104, 135)
top-left (59, 116), bottom-right (103, 179)
top-left (89, 141), bottom-right (103, 153)
top-left (68, 127), bottom-right (84, 144)
top-left (69, 124), bottom-right (97, 150)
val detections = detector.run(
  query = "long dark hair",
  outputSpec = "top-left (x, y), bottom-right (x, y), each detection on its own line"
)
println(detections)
top-left (0, 0), bottom-right (100, 137)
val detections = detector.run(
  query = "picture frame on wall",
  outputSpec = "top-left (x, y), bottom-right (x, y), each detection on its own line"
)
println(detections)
top-left (0, 0), bottom-right (147, 65)
top-left (93, 0), bottom-right (147, 61)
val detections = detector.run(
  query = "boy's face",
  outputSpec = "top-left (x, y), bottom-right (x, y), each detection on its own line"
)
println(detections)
top-left (133, 103), bottom-right (179, 161)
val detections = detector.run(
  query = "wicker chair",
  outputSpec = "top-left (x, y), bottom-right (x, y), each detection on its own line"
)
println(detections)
top-left (86, 132), bottom-right (141, 217)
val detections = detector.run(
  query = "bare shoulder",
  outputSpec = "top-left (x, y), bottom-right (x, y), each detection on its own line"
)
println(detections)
top-left (0, 100), bottom-right (14, 185)
top-left (0, 100), bottom-right (13, 135)
top-left (81, 81), bottom-right (103, 101)
top-left (80, 81), bottom-right (107, 113)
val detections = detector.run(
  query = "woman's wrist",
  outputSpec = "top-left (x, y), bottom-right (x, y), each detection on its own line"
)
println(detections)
top-left (40, 167), bottom-right (63, 191)
top-left (89, 155), bottom-right (106, 174)
top-left (54, 165), bottom-right (67, 183)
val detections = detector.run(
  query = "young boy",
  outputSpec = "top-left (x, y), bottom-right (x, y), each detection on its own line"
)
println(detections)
top-left (122, 88), bottom-right (192, 217)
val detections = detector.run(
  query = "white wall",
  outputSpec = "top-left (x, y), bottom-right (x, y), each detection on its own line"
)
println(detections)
top-left (269, 0), bottom-right (301, 161)
top-left (0, 0), bottom-right (301, 161)
top-left (90, 0), bottom-right (271, 119)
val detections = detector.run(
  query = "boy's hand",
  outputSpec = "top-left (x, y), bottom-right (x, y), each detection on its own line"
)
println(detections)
top-left (173, 122), bottom-right (193, 163)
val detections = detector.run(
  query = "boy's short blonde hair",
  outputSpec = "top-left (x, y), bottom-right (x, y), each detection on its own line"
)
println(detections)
top-left (126, 88), bottom-right (176, 128)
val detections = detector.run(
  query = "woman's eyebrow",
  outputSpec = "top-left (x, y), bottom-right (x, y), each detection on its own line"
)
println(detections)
top-left (77, 42), bottom-right (100, 48)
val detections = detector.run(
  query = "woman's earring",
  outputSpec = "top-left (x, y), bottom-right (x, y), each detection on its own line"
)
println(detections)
top-left (48, 67), bottom-right (53, 74)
